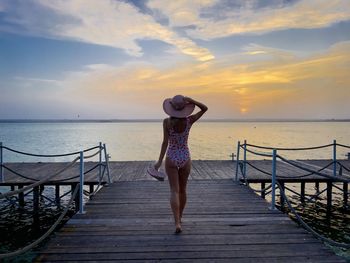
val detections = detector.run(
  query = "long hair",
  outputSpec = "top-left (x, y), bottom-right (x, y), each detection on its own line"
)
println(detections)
top-left (169, 116), bottom-right (186, 131)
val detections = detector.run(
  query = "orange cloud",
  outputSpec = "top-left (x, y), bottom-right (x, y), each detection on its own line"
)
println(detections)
top-left (59, 41), bottom-right (350, 118)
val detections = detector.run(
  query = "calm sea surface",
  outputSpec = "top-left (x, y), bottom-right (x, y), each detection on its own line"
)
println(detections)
top-left (1, 121), bottom-right (350, 162)
top-left (0, 121), bottom-right (349, 261)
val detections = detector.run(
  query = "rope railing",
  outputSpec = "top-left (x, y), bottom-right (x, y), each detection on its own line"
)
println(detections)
top-left (0, 145), bottom-right (100, 157)
top-left (277, 181), bottom-right (350, 249)
top-left (337, 161), bottom-right (350, 173)
top-left (245, 143), bottom-right (335, 151)
top-left (0, 141), bottom-right (112, 258)
top-left (234, 139), bottom-right (350, 248)
top-left (83, 148), bottom-right (103, 160)
top-left (336, 143), bottom-right (350, 149)
top-left (236, 140), bottom-right (350, 182)
top-left (0, 156), bottom-right (80, 199)
top-left (245, 161), bottom-right (271, 175)
top-left (0, 185), bottom-right (79, 259)
top-left (246, 160), bottom-right (335, 180)
top-left (239, 145), bottom-right (273, 157)
top-left (277, 155), bottom-right (350, 183)
top-left (2, 165), bottom-right (40, 181)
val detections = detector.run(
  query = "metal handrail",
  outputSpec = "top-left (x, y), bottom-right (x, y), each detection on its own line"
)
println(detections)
top-left (0, 141), bottom-right (112, 258)
top-left (234, 139), bottom-right (350, 248)
top-left (0, 185), bottom-right (79, 259)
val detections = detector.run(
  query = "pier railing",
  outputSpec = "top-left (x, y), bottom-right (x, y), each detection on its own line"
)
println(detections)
top-left (0, 142), bottom-right (111, 259)
top-left (235, 140), bottom-right (350, 249)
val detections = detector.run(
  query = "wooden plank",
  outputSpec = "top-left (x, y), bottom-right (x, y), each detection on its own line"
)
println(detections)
top-left (35, 179), bottom-right (345, 262)
top-left (2, 160), bottom-right (346, 185)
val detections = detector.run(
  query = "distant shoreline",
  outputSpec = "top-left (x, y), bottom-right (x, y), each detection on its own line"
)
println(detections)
top-left (0, 119), bottom-right (349, 123)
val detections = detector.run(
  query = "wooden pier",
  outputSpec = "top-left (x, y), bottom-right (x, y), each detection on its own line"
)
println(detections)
top-left (36, 179), bottom-right (345, 262)
top-left (0, 160), bottom-right (348, 262)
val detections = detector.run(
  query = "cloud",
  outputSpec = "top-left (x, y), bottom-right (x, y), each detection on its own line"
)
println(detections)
top-left (46, 41), bottom-right (350, 119)
top-left (148, 0), bottom-right (218, 27)
top-left (148, 0), bottom-right (350, 40)
top-left (0, 0), bottom-right (213, 61)
top-left (14, 76), bottom-right (61, 85)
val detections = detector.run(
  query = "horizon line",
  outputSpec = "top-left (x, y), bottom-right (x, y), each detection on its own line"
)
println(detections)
top-left (0, 118), bottom-right (349, 123)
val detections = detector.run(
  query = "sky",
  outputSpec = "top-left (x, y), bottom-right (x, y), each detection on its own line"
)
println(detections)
top-left (0, 0), bottom-right (349, 120)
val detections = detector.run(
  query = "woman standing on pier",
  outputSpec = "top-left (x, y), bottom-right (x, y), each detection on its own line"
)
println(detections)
top-left (153, 95), bottom-right (208, 233)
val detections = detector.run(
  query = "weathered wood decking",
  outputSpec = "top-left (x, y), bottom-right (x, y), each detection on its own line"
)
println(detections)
top-left (0, 160), bottom-right (234, 185)
top-left (14, 160), bottom-right (343, 262)
top-left (35, 179), bottom-right (345, 262)
top-left (243, 159), bottom-right (350, 183)
top-left (1, 159), bottom-right (349, 186)
top-left (1, 160), bottom-right (348, 261)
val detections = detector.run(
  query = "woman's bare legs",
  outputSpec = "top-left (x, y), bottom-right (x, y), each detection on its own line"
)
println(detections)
top-left (165, 158), bottom-right (191, 233)
top-left (165, 158), bottom-right (182, 233)
top-left (179, 160), bottom-right (191, 222)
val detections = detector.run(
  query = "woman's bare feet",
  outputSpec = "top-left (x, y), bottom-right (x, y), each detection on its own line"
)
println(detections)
top-left (175, 223), bottom-right (182, 234)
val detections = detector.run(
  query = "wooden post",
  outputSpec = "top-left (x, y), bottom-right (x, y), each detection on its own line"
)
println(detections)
top-left (235, 141), bottom-right (241, 181)
top-left (315, 182), bottom-right (319, 193)
top-left (72, 183), bottom-right (80, 212)
top-left (300, 182), bottom-right (305, 203)
top-left (0, 142), bottom-right (3, 183)
top-left (327, 182), bottom-right (332, 217)
top-left (89, 184), bottom-right (94, 194)
top-left (279, 182), bottom-right (285, 210)
top-left (11, 185), bottom-right (15, 191)
top-left (270, 149), bottom-right (277, 210)
top-left (33, 186), bottom-right (40, 214)
top-left (55, 185), bottom-right (60, 207)
top-left (33, 186), bottom-right (40, 227)
top-left (261, 182), bottom-right (265, 199)
top-left (18, 185), bottom-right (25, 206)
top-left (343, 183), bottom-right (348, 208)
top-left (39, 185), bottom-right (44, 196)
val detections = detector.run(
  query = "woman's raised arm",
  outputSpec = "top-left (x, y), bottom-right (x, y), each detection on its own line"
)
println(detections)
top-left (185, 97), bottom-right (208, 123)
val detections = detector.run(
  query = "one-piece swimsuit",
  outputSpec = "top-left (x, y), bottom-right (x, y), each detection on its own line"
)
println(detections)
top-left (166, 117), bottom-right (192, 168)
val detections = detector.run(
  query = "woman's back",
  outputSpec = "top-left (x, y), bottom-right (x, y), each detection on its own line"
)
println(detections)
top-left (166, 117), bottom-right (192, 168)
top-left (167, 117), bottom-right (188, 133)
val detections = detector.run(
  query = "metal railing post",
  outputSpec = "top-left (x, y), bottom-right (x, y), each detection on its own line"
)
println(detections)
top-left (103, 143), bottom-right (112, 184)
top-left (243, 140), bottom-right (247, 180)
top-left (79, 151), bottom-right (85, 214)
top-left (235, 141), bottom-right (241, 181)
top-left (99, 142), bottom-right (102, 180)
top-left (333, 140), bottom-right (337, 177)
top-left (0, 142), bottom-right (3, 183)
top-left (270, 149), bottom-right (277, 210)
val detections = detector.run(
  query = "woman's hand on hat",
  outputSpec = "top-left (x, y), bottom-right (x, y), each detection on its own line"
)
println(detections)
top-left (184, 96), bottom-right (194, 104)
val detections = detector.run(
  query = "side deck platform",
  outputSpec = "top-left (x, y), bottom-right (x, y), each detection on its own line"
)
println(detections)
top-left (0, 160), bottom-right (348, 262)
top-left (1, 160), bottom-right (349, 186)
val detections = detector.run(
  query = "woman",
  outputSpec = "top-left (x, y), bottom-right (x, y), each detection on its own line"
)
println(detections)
top-left (154, 95), bottom-right (208, 233)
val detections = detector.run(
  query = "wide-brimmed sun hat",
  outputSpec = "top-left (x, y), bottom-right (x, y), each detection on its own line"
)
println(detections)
top-left (163, 95), bottom-right (195, 118)
top-left (147, 166), bottom-right (166, 181)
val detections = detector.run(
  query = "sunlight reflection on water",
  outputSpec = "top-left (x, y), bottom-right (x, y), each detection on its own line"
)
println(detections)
top-left (0, 122), bottom-right (349, 162)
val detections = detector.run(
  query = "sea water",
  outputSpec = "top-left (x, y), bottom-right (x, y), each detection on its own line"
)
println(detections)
top-left (0, 121), bottom-right (349, 261)
top-left (1, 121), bottom-right (349, 162)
